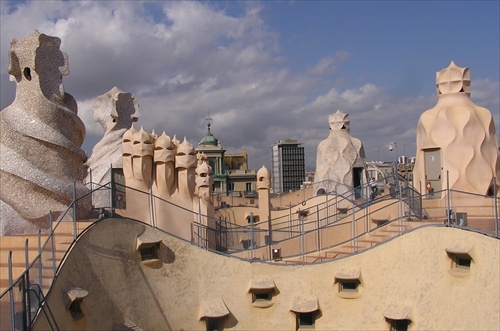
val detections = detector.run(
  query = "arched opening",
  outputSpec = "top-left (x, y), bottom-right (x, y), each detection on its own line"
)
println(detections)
top-left (23, 67), bottom-right (31, 81)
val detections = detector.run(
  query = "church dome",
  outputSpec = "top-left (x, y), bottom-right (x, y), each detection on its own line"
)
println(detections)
top-left (199, 123), bottom-right (218, 146)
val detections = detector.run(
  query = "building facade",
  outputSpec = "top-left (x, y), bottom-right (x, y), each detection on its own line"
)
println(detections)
top-left (225, 150), bottom-right (257, 196)
top-left (271, 139), bottom-right (306, 194)
top-left (197, 126), bottom-right (257, 196)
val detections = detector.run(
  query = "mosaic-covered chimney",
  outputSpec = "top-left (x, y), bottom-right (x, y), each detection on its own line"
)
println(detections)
top-left (0, 31), bottom-right (89, 235)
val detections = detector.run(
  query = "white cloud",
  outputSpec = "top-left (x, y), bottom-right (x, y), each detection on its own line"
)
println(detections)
top-left (1, 0), bottom-right (498, 173)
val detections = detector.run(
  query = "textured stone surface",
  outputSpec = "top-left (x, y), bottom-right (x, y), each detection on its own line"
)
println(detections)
top-left (313, 110), bottom-right (367, 196)
top-left (413, 61), bottom-right (500, 196)
top-left (85, 87), bottom-right (138, 207)
top-left (0, 31), bottom-right (89, 235)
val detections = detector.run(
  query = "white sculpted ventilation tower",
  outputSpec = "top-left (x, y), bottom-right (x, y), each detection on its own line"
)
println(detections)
top-left (413, 61), bottom-right (500, 197)
top-left (313, 110), bottom-right (367, 197)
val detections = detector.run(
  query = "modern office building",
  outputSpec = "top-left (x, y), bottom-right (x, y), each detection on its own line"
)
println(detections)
top-left (271, 139), bottom-right (306, 194)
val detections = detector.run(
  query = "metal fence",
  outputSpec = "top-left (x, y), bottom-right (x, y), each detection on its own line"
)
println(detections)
top-left (1, 173), bottom-right (499, 330)
top-left (0, 183), bottom-right (107, 331)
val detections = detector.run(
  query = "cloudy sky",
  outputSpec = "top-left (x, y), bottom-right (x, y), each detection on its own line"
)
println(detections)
top-left (1, 0), bottom-right (499, 171)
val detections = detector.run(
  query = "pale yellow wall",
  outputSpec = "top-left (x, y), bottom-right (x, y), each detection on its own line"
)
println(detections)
top-left (270, 186), bottom-right (314, 209)
top-left (34, 217), bottom-right (499, 331)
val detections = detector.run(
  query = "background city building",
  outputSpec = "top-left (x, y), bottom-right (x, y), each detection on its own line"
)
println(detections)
top-left (197, 125), bottom-right (256, 196)
top-left (271, 139), bottom-right (306, 194)
top-left (197, 123), bottom-right (228, 194)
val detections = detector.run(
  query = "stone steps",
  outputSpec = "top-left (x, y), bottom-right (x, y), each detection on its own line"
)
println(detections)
top-left (0, 220), bottom-right (94, 293)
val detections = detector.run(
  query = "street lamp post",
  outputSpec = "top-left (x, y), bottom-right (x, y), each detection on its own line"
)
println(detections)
top-left (389, 142), bottom-right (398, 191)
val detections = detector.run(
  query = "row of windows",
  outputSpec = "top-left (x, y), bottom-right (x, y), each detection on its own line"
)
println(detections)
top-left (281, 160), bottom-right (305, 165)
top-left (279, 147), bottom-right (304, 152)
top-left (64, 236), bottom-right (473, 330)
top-left (279, 180), bottom-right (304, 185)
top-left (62, 279), bottom-right (410, 331)
top-left (202, 251), bottom-right (473, 331)
top-left (281, 162), bottom-right (304, 167)
top-left (282, 174), bottom-right (306, 179)
top-left (273, 165), bottom-right (305, 171)
top-left (281, 171), bottom-right (306, 176)
top-left (280, 153), bottom-right (305, 158)
top-left (203, 278), bottom-right (410, 331)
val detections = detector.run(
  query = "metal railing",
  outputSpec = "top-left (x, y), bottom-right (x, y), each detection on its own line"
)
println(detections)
top-left (1, 173), bottom-right (498, 330)
top-left (0, 182), bottom-right (110, 331)
top-left (191, 174), bottom-right (498, 261)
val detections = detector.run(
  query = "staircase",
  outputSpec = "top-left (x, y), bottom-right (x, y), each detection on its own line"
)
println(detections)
top-left (0, 220), bottom-right (94, 294)
top-left (282, 219), bottom-right (443, 264)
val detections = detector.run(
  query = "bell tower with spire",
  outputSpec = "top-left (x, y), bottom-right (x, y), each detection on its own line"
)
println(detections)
top-left (197, 114), bottom-right (228, 194)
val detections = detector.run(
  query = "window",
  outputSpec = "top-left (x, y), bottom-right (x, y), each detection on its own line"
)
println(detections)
top-left (445, 244), bottom-right (473, 276)
top-left (339, 280), bottom-right (359, 292)
top-left (68, 299), bottom-right (84, 321)
top-left (291, 297), bottom-right (318, 330)
top-left (136, 233), bottom-right (162, 266)
top-left (335, 268), bottom-right (361, 299)
top-left (206, 317), bottom-right (223, 331)
top-left (62, 283), bottom-right (88, 322)
top-left (388, 318), bottom-right (411, 331)
top-left (200, 299), bottom-right (229, 330)
top-left (454, 255), bottom-right (471, 269)
top-left (140, 243), bottom-right (159, 261)
top-left (296, 311), bottom-right (316, 330)
top-left (252, 290), bottom-right (273, 304)
top-left (140, 245), bottom-right (158, 261)
top-left (249, 278), bottom-right (276, 308)
top-left (246, 182), bottom-right (252, 192)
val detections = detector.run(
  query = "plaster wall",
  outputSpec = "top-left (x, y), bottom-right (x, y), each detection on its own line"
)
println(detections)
top-left (33, 218), bottom-right (499, 331)
top-left (270, 186), bottom-right (314, 209)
